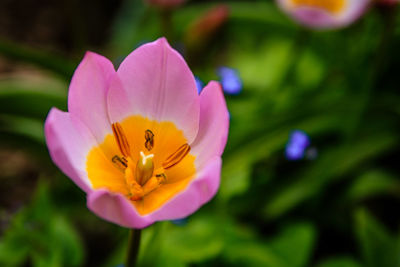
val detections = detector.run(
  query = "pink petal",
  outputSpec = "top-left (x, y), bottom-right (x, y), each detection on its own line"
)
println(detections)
top-left (68, 52), bottom-right (116, 142)
top-left (191, 81), bottom-right (229, 169)
top-left (277, 0), bottom-right (371, 29)
top-left (341, 0), bottom-right (371, 26)
top-left (87, 156), bottom-right (221, 228)
top-left (149, 156), bottom-right (222, 221)
top-left (107, 37), bottom-right (200, 143)
top-left (87, 189), bottom-right (153, 228)
top-left (44, 108), bottom-right (97, 193)
top-left (291, 7), bottom-right (337, 29)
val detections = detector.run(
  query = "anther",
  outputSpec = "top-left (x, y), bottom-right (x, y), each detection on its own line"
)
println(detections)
top-left (112, 155), bottom-right (127, 170)
top-left (112, 123), bottom-right (131, 157)
top-left (162, 143), bottom-right (191, 169)
top-left (145, 129), bottom-right (154, 151)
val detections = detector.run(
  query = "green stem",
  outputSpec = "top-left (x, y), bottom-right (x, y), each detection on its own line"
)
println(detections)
top-left (125, 229), bottom-right (142, 267)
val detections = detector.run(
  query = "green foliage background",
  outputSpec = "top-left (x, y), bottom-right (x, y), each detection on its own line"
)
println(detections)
top-left (0, 0), bottom-right (399, 266)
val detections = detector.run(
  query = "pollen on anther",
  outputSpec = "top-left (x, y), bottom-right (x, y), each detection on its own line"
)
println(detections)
top-left (112, 123), bottom-right (131, 157)
top-left (112, 155), bottom-right (128, 170)
top-left (162, 143), bottom-right (191, 169)
top-left (145, 129), bottom-right (154, 151)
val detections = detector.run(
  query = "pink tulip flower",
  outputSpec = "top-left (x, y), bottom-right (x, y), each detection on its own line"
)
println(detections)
top-left (45, 38), bottom-right (229, 228)
top-left (277, 0), bottom-right (372, 29)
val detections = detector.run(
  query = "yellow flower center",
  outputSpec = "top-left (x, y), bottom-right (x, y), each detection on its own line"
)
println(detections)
top-left (291, 0), bottom-right (346, 14)
top-left (86, 115), bottom-right (196, 215)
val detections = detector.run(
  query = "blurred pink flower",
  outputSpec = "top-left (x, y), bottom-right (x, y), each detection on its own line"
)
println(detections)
top-left (184, 5), bottom-right (230, 51)
top-left (277, 0), bottom-right (372, 29)
top-left (45, 38), bottom-right (229, 228)
top-left (145, 0), bottom-right (186, 9)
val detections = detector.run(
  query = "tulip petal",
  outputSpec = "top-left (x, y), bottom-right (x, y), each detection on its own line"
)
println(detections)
top-left (341, 0), bottom-right (371, 26)
top-left (107, 38), bottom-right (200, 143)
top-left (45, 108), bottom-right (97, 193)
top-left (191, 81), bottom-right (229, 169)
top-left (68, 52), bottom-right (116, 142)
top-left (87, 189), bottom-right (153, 228)
top-left (277, 0), bottom-right (371, 29)
top-left (291, 7), bottom-right (337, 28)
top-left (149, 156), bottom-right (222, 221)
top-left (87, 156), bottom-right (221, 228)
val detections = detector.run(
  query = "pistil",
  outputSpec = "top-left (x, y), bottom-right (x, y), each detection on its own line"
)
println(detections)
top-left (135, 152), bottom-right (154, 186)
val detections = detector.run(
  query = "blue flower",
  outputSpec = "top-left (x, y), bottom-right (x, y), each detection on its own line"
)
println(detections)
top-left (285, 130), bottom-right (310, 161)
top-left (195, 76), bottom-right (204, 94)
top-left (171, 218), bottom-right (188, 226)
top-left (217, 67), bottom-right (243, 95)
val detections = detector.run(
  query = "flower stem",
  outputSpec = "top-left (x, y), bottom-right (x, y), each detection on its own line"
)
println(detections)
top-left (125, 229), bottom-right (142, 267)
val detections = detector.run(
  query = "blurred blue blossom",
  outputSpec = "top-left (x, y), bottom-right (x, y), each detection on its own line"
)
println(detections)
top-left (171, 218), bottom-right (188, 226)
top-left (217, 67), bottom-right (243, 95)
top-left (195, 76), bottom-right (204, 94)
top-left (305, 147), bottom-right (318, 160)
top-left (285, 130), bottom-right (311, 160)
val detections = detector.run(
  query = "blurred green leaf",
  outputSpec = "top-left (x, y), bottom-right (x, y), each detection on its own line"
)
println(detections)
top-left (0, 38), bottom-right (75, 79)
top-left (316, 257), bottom-right (362, 267)
top-left (0, 115), bottom-right (44, 144)
top-left (231, 38), bottom-right (292, 91)
top-left (162, 217), bottom-right (224, 263)
top-left (269, 223), bottom-right (316, 267)
top-left (220, 113), bottom-right (342, 201)
top-left (264, 132), bottom-right (398, 219)
top-left (295, 49), bottom-right (325, 89)
top-left (355, 208), bottom-right (400, 267)
top-left (223, 222), bottom-right (316, 267)
top-left (0, 180), bottom-right (84, 267)
top-left (109, 0), bottom-right (157, 56)
top-left (0, 74), bottom-right (67, 120)
top-left (175, 2), bottom-right (292, 37)
top-left (346, 170), bottom-right (399, 202)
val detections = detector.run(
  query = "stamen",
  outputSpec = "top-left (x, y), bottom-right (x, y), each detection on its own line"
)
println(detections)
top-left (112, 155), bottom-right (127, 170)
top-left (162, 143), bottom-right (191, 169)
top-left (135, 151), bottom-right (155, 186)
top-left (142, 173), bottom-right (167, 196)
top-left (112, 123), bottom-right (131, 157)
top-left (129, 181), bottom-right (144, 201)
top-left (145, 129), bottom-right (154, 151)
